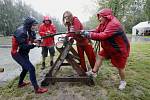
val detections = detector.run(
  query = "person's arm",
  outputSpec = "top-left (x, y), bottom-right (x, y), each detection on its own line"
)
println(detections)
top-left (73, 17), bottom-right (83, 31)
top-left (16, 34), bottom-right (35, 50)
top-left (29, 31), bottom-right (36, 41)
top-left (51, 24), bottom-right (56, 34)
top-left (91, 25), bottom-right (100, 33)
top-left (31, 31), bottom-right (36, 40)
top-left (19, 42), bottom-right (35, 50)
top-left (67, 17), bottom-right (83, 37)
top-left (90, 23), bottom-right (120, 40)
top-left (39, 25), bottom-right (46, 36)
top-left (30, 31), bottom-right (41, 46)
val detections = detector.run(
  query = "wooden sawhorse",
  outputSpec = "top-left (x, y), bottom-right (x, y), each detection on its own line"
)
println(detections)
top-left (41, 39), bottom-right (94, 86)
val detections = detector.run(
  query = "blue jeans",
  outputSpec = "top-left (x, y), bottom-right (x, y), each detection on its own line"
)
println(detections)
top-left (11, 53), bottom-right (39, 88)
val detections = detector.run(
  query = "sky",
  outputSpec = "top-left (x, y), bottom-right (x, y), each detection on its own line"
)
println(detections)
top-left (23, 0), bottom-right (97, 23)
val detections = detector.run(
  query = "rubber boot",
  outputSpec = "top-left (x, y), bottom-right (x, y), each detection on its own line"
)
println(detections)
top-left (50, 56), bottom-right (54, 66)
top-left (50, 60), bottom-right (53, 66)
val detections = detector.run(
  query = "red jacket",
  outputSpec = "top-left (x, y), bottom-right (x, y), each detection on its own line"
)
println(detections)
top-left (90, 8), bottom-right (130, 57)
top-left (67, 17), bottom-right (89, 45)
top-left (39, 23), bottom-right (56, 46)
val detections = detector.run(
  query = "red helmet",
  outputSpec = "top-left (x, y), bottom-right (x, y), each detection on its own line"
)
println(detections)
top-left (43, 16), bottom-right (51, 23)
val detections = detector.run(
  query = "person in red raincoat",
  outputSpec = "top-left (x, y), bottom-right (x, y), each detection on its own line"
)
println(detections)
top-left (62, 11), bottom-right (96, 72)
top-left (82, 8), bottom-right (130, 90)
top-left (39, 16), bottom-right (56, 69)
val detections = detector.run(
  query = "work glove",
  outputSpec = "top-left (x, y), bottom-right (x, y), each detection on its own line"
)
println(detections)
top-left (63, 37), bottom-right (68, 46)
top-left (33, 39), bottom-right (42, 47)
top-left (29, 44), bottom-right (36, 49)
top-left (80, 30), bottom-right (90, 38)
top-left (34, 38), bottom-right (41, 43)
top-left (46, 31), bottom-right (50, 34)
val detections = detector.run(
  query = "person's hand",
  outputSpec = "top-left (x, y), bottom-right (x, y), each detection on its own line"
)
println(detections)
top-left (35, 43), bottom-right (40, 47)
top-left (32, 41), bottom-right (41, 47)
top-left (80, 30), bottom-right (90, 37)
top-left (34, 39), bottom-right (41, 43)
top-left (46, 31), bottom-right (50, 34)
top-left (63, 37), bottom-right (68, 46)
top-left (74, 30), bottom-right (81, 34)
top-left (34, 39), bottom-right (41, 47)
top-left (29, 44), bottom-right (36, 49)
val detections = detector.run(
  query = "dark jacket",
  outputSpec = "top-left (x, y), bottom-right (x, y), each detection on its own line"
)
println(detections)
top-left (11, 17), bottom-right (37, 55)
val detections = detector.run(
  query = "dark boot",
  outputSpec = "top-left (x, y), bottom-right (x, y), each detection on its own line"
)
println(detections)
top-left (41, 62), bottom-right (45, 70)
top-left (18, 81), bottom-right (30, 88)
top-left (50, 60), bottom-right (53, 66)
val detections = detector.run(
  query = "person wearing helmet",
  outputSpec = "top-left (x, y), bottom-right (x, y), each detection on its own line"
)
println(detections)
top-left (11, 17), bottom-right (48, 94)
top-left (81, 8), bottom-right (130, 90)
top-left (39, 16), bottom-right (56, 69)
top-left (62, 11), bottom-right (96, 72)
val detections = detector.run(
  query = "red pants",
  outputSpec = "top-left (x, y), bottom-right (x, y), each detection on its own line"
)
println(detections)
top-left (99, 50), bottom-right (127, 69)
top-left (77, 44), bottom-right (96, 72)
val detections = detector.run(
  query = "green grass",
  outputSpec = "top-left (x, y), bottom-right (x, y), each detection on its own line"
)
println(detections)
top-left (144, 36), bottom-right (150, 38)
top-left (0, 42), bottom-right (150, 100)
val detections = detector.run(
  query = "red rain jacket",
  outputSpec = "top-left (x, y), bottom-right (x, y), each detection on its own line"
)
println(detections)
top-left (90, 8), bottom-right (130, 58)
top-left (66, 17), bottom-right (89, 45)
top-left (39, 23), bottom-right (56, 46)
top-left (66, 16), bottom-right (96, 71)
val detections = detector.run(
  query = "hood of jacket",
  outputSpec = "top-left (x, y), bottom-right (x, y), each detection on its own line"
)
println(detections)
top-left (97, 8), bottom-right (114, 20)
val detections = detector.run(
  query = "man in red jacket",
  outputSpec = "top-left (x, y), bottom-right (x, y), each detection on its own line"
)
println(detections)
top-left (62, 11), bottom-right (96, 72)
top-left (82, 8), bottom-right (130, 90)
top-left (39, 16), bottom-right (56, 69)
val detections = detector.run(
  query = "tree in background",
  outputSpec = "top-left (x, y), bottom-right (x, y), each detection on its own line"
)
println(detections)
top-left (84, 0), bottom-right (131, 30)
top-left (123, 0), bottom-right (147, 33)
top-left (84, 0), bottom-right (148, 34)
top-left (144, 0), bottom-right (150, 21)
top-left (52, 18), bottom-right (66, 32)
top-left (84, 15), bottom-right (99, 30)
top-left (0, 0), bottom-right (42, 36)
top-left (0, 0), bottom-right (64, 36)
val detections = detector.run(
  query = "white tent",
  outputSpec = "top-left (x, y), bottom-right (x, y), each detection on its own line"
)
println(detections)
top-left (132, 21), bottom-right (150, 35)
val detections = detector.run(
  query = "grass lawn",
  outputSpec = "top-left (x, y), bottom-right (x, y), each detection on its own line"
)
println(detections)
top-left (0, 42), bottom-right (150, 100)
top-left (144, 36), bottom-right (150, 38)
